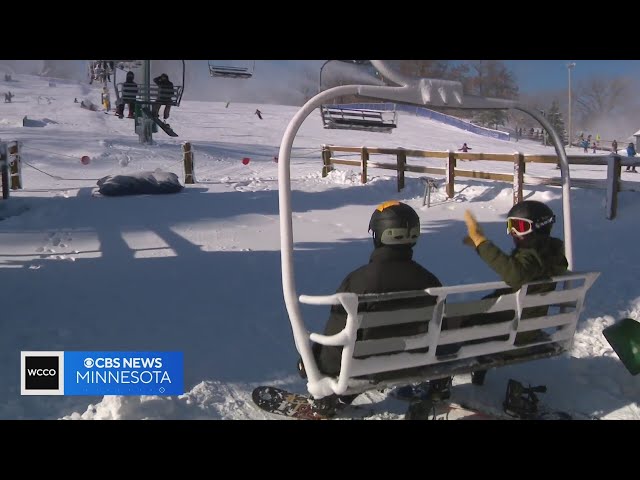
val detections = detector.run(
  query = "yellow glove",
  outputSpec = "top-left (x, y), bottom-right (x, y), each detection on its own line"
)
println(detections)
top-left (463, 210), bottom-right (487, 248)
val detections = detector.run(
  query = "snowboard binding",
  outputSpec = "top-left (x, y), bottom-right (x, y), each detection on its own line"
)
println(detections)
top-left (405, 397), bottom-right (437, 420)
top-left (403, 377), bottom-right (453, 420)
top-left (503, 379), bottom-right (547, 419)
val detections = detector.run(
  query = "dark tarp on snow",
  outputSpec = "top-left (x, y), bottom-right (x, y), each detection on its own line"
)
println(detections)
top-left (97, 170), bottom-right (184, 196)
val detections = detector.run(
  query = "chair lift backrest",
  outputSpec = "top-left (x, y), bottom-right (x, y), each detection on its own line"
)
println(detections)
top-left (320, 105), bottom-right (397, 132)
top-left (208, 60), bottom-right (255, 79)
top-left (299, 271), bottom-right (599, 398)
top-left (115, 60), bottom-right (143, 70)
top-left (115, 83), bottom-right (184, 107)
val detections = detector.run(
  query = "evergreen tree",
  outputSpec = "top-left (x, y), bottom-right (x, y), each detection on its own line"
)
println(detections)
top-left (546, 100), bottom-right (566, 142)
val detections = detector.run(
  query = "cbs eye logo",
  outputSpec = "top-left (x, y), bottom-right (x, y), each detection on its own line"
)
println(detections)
top-left (21, 352), bottom-right (64, 395)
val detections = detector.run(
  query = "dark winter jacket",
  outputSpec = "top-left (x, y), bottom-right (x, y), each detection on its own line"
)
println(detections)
top-left (314, 245), bottom-right (442, 376)
top-left (154, 75), bottom-right (174, 103)
top-left (121, 80), bottom-right (138, 102)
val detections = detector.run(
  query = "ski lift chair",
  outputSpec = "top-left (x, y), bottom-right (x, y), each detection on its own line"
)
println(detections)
top-left (114, 60), bottom-right (185, 109)
top-left (320, 105), bottom-right (397, 132)
top-left (277, 60), bottom-right (600, 399)
top-left (208, 60), bottom-right (255, 79)
top-left (318, 60), bottom-right (395, 133)
top-left (113, 60), bottom-right (143, 70)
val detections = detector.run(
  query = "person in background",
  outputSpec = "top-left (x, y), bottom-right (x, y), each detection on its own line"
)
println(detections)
top-left (101, 85), bottom-right (111, 112)
top-left (626, 142), bottom-right (637, 173)
top-left (582, 138), bottom-right (589, 153)
top-left (108, 61), bottom-right (115, 81)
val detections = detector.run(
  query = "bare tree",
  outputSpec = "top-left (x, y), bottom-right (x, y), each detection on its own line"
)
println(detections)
top-left (574, 76), bottom-right (631, 126)
top-left (299, 65), bottom-right (322, 104)
top-left (467, 60), bottom-right (518, 99)
top-left (465, 61), bottom-right (519, 128)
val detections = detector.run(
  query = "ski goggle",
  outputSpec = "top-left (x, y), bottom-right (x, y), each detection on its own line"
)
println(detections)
top-left (507, 217), bottom-right (534, 237)
top-left (507, 215), bottom-right (555, 237)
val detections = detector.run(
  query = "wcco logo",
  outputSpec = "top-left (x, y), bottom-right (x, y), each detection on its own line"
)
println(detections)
top-left (21, 351), bottom-right (64, 395)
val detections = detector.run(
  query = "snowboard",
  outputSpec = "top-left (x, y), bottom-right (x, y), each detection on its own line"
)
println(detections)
top-left (251, 385), bottom-right (497, 420)
top-left (141, 107), bottom-right (178, 137)
top-left (251, 386), bottom-right (333, 420)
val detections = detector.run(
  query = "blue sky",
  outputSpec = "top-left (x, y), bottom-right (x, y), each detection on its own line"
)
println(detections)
top-left (504, 60), bottom-right (640, 93)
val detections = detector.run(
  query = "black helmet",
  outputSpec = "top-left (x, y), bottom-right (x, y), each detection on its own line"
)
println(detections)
top-left (368, 201), bottom-right (420, 247)
top-left (506, 200), bottom-right (556, 237)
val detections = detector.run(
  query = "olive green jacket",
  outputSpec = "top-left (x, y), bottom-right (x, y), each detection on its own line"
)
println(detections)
top-left (476, 234), bottom-right (569, 291)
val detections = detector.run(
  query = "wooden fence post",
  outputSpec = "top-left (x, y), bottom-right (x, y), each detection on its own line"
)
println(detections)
top-left (321, 145), bottom-right (333, 177)
top-left (8, 141), bottom-right (22, 190)
top-left (0, 143), bottom-right (8, 200)
top-left (513, 152), bottom-right (525, 204)
top-left (446, 150), bottom-right (456, 198)
top-left (397, 148), bottom-right (406, 192)
top-left (361, 146), bottom-right (368, 184)
top-left (606, 155), bottom-right (621, 219)
top-left (182, 142), bottom-right (195, 184)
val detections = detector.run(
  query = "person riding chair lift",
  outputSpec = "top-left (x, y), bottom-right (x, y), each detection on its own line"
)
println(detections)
top-left (151, 73), bottom-right (174, 121)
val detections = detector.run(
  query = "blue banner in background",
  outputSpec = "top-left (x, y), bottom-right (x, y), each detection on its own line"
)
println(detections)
top-left (64, 351), bottom-right (184, 395)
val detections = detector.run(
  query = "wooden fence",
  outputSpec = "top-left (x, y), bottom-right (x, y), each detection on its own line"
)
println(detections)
top-left (321, 145), bottom-right (640, 219)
